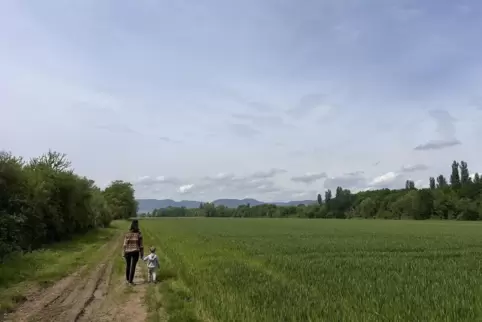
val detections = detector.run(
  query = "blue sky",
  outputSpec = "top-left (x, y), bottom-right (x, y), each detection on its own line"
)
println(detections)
top-left (1, 0), bottom-right (482, 201)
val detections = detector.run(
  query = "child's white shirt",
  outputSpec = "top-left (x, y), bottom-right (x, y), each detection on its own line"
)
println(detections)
top-left (143, 253), bottom-right (160, 269)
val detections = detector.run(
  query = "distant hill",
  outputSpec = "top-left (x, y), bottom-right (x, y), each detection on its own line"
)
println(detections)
top-left (136, 198), bottom-right (316, 213)
top-left (212, 198), bottom-right (264, 208)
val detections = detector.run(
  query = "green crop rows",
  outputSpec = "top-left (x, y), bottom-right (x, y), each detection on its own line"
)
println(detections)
top-left (142, 218), bottom-right (482, 322)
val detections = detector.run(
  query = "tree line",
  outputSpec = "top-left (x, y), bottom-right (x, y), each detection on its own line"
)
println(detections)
top-left (143, 160), bottom-right (482, 221)
top-left (0, 150), bottom-right (137, 260)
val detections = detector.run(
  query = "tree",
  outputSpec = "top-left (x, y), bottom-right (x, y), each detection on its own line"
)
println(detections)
top-left (202, 203), bottom-right (217, 217)
top-left (1, 150), bottom-right (133, 260)
top-left (103, 180), bottom-right (137, 219)
top-left (474, 173), bottom-right (481, 184)
top-left (357, 197), bottom-right (377, 218)
top-left (450, 161), bottom-right (461, 188)
top-left (335, 187), bottom-right (343, 199)
top-left (405, 180), bottom-right (415, 190)
top-left (460, 161), bottom-right (470, 185)
top-left (412, 189), bottom-right (434, 220)
top-left (324, 190), bottom-right (332, 203)
top-left (429, 177), bottom-right (436, 190)
top-left (29, 150), bottom-right (71, 172)
top-left (432, 190), bottom-right (451, 219)
top-left (0, 152), bottom-right (26, 256)
top-left (389, 191), bottom-right (417, 219)
top-left (436, 175), bottom-right (448, 188)
top-left (317, 194), bottom-right (322, 205)
top-left (456, 198), bottom-right (479, 220)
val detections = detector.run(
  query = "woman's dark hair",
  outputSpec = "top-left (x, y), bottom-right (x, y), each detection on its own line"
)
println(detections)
top-left (130, 219), bottom-right (139, 232)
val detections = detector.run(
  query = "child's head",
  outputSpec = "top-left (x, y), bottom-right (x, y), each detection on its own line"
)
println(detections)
top-left (150, 247), bottom-right (156, 253)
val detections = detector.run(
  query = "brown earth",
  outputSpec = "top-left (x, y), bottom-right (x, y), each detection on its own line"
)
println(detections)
top-left (3, 235), bottom-right (153, 322)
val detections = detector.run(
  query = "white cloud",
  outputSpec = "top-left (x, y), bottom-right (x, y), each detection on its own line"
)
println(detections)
top-left (414, 179), bottom-right (427, 188)
top-left (400, 164), bottom-right (429, 173)
top-left (135, 175), bottom-right (179, 186)
top-left (469, 173), bottom-right (481, 180)
top-left (249, 168), bottom-right (287, 179)
top-left (414, 139), bottom-right (461, 151)
top-left (207, 172), bottom-right (236, 181)
top-left (291, 172), bottom-right (327, 184)
top-left (369, 172), bottom-right (400, 186)
top-left (324, 172), bottom-right (367, 190)
top-left (291, 190), bottom-right (317, 199)
top-left (414, 110), bottom-right (462, 151)
top-left (178, 184), bottom-right (195, 194)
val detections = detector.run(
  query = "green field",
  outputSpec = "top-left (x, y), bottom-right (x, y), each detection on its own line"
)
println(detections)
top-left (143, 218), bottom-right (482, 322)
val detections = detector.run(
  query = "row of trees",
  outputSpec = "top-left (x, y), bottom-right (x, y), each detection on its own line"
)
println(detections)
top-left (0, 150), bottom-right (137, 260)
top-left (144, 160), bottom-right (482, 221)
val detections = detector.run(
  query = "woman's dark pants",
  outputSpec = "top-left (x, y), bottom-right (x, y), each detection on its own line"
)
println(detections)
top-left (125, 251), bottom-right (140, 283)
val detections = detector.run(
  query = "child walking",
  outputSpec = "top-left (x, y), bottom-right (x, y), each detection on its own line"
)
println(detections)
top-left (143, 247), bottom-right (160, 283)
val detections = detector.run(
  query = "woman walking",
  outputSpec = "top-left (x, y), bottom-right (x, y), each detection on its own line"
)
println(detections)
top-left (122, 219), bottom-right (144, 285)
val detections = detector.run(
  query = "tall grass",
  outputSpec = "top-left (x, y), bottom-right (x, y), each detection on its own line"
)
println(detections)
top-left (143, 218), bottom-right (482, 321)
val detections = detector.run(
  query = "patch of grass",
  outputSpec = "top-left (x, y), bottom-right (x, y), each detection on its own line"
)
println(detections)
top-left (0, 221), bottom-right (126, 314)
top-left (162, 280), bottom-right (199, 322)
top-left (146, 283), bottom-right (164, 322)
top-left (140, 218), bottom-right (482, 321)
top-left (142, 227), bottom-right (199, 322)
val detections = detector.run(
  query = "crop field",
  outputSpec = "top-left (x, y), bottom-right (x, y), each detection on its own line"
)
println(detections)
top-left (143, 218), bottom-right (482, 322)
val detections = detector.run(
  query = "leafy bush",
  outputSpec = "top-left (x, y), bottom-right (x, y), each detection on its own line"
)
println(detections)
top-left (0, 150), bottom-right (136, 260)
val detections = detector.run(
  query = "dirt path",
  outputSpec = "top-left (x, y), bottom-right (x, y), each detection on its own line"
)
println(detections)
top-left (92, 262), bottom-right (149, 321)
top-left (3, 234), bottom-right (152, 322)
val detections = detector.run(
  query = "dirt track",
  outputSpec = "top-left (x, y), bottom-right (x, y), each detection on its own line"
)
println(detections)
top-left (4, 235), bottom-right (150, 322)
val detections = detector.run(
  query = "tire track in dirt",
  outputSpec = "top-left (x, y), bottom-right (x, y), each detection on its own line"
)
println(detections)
top-left (75, 260), bottom-right (114, 321)
top-left (95, 261), bottom-right (148, 321)
top-left (3, 234), bottom-right (122, 322)
top-left (2, 266), bottom-right (88, 322)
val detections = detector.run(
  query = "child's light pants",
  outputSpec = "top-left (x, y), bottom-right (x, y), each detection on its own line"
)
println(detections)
top-left (148, 267), bottom-right (157, 282)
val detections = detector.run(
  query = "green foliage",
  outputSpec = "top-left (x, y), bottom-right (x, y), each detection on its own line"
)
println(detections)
top-left (450, 161), bottom-right (461, 187)
top-left (103, 180), bottom-right (137, 219)
top-left (437, 174), bottom-right (448, 188)
top-left (144, 160), bottom-right (482, 221)
top-left (429, 177), bottom-right (435, 189)
top-left (0, 150), bottom-right (136, 260)
top-left (316, 193), bottom-right (322, 205)
top-left (143, 218), bottom-right (482, 321)
top-left (405, 179), bottom-right (415, 189)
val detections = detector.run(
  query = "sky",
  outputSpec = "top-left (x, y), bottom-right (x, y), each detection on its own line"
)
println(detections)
top-left (1, 0), bottom-right (482, 202)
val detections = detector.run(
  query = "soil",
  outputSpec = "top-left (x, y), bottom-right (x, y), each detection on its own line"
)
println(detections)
top-left (3, 236), bottom-right (153, 322)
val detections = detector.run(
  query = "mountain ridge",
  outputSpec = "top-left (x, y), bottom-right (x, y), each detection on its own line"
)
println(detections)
top-left (137, 198), bottom-right (316, 213)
